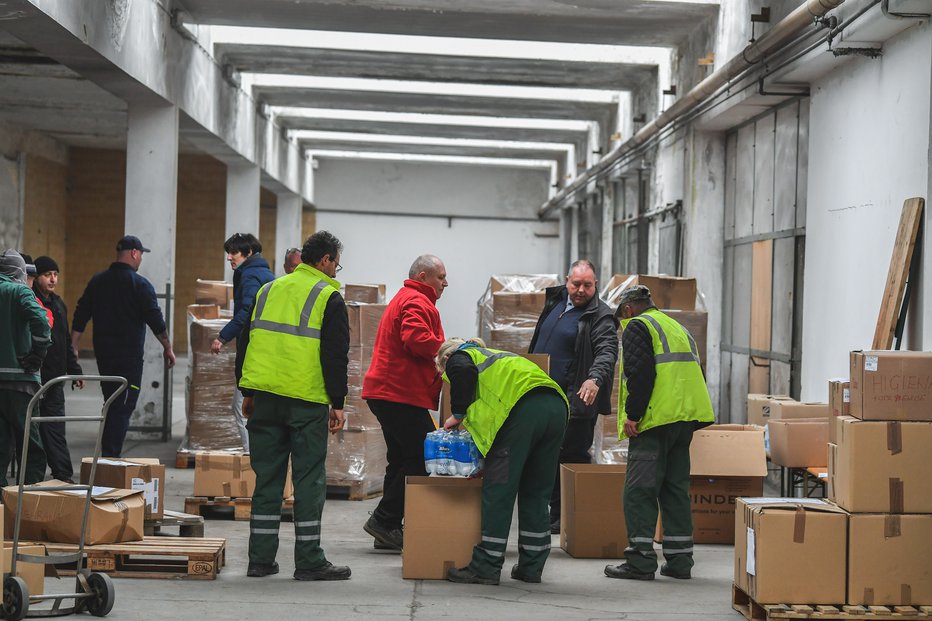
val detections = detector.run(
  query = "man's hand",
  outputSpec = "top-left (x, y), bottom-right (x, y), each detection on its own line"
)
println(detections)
top-left (242, 396), bottom-right (254, 418)
top-left (623, 418), bottom-right (640, 438)
top-left (577, 378), bottom-right (600, 406)
top-left (18, 352), bottom-right (43, 374)
top-left (443, 415), bottom-right (461, 430)
top-left (163, 346), bottom-right (176, 369)
top-left (72, 380), bottom-right (85, 390)
top-left (210, 339), bottom-right (224, 354)
top-left (329, 408), bottom-right (345, 434)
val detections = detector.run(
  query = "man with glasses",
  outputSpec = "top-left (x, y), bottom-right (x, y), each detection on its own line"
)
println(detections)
top-left (239, 231), bottom-right (352, 581)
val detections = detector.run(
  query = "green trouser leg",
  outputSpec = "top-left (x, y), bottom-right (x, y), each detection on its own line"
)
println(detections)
top-left (0, 389), bottom-right (47, 487)
top-left (248, 392), bottom-right (330, 570)
top-left (469, 390), bottom-right (567, 579)
top-left (623, 420), bottom-right (695, 575)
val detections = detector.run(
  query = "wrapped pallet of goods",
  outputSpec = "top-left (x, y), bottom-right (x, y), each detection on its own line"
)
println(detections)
top-left (477, 274), bottom-right (559, 353)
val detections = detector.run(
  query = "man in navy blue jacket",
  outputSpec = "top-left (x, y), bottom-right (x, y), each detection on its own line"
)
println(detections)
top-left (72, 235), bottom-right (176, 457)
top-left (210, 233), bottom-right (274, 451)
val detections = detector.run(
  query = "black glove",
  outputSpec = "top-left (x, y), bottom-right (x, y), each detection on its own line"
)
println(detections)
top-left (18, 351), bottom-right (44, 374)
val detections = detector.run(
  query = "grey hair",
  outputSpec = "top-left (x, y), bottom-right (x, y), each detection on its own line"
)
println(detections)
top-left (409, 254), bottom-right (442, 279)
top-left (568, 259), bottom-right (597, 278)
top-left (435, 337), bottom-right (486, 372)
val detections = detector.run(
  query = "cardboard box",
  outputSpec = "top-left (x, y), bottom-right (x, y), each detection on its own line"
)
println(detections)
top-left (358, 304), bottom-right (387, 349)
top-left (735, 498), bottom-right (847, 604)
top-left (194, 279), bottom-right (233, 308)
top-left (491, 291), bottom-right (546, 328)
top-left (344, 283), bottom-right (386, 304)
top-left (489, 327), bottom-right (536, 354)
top-left (560, 464), bottom-right (627, 558)
top-left (402, 477), bottom-right (482, 579)
top-left (769, 401), bottom-right (829, 421)
top-left (2, 544), bottom-right (45, 596)
top-left (602, 274), bottom-right (698, 311)
top-left (193, 452), bottom-right (256, 498)
top-left (80, 458), bottom-right (165, 520)
top-left (768, 418), bottom-right (830, 468)
top-left (849, 350), bottom-right (932, 421)
top-left (847, 514), bottom-right (932, 606)
top-left (746, 394), bottom-right (795, 427)
top-left (687, 424), bottom-right (767, 544)
top-left (828, 379), bottom-right (850, 444)
top-left (830, 416), bottom-right (932, 513)
top-left (2, 481), bottom-right (145, 545)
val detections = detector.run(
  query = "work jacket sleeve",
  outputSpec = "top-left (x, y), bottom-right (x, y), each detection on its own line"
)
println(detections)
top-left (63, 303), bottom-right (83, 375)
top-left (219, 270), bottom-right (262, 343)
top-left (398, 300), bottom-right (444, 362)
top-left (138, 278), bottom-right (168, 336)
top-left (71, 280), bottom-right (94, 333)
top-left (320, 292), bottom-right (350, 410)
top-left (20, 286), bottom-right (52, 358)
top-left (621, 319), bottom-right (655, 422)
top-left (588, 310), bottom-right (619, 388)
top-left (446, 351), bottom-right (478, 417)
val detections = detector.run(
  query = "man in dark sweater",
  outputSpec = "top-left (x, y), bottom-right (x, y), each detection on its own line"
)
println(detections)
top-left (529, 260), bottom-right (618, 532)
top-left (32, 256), bottom-right (84, 482)
top-left (72, 235), bottom-right (176, 457)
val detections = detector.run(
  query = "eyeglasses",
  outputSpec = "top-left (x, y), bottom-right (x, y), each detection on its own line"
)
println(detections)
top-left (334, 260), bottom-right (343, 273)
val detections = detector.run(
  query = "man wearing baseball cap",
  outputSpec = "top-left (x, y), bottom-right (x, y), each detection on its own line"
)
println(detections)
top-left (72, 235), bottom-right (176, 457)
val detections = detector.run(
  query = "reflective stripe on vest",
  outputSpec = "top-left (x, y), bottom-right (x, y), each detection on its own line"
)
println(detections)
top-left (636, 312), bottom-right (701, 364)
top-left (251, 279), bottom-right (327, 339)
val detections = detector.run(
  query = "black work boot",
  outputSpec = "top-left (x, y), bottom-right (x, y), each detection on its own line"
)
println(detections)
top-left (247, 561), bottom-right (279, 577)
top-left (550, 519), bottom-right (561, 535)
top-left (294, 562), bottom-right (351, 581)
top-left (604, 563), bottom-right (655, 580)
top-left (660, 563), bottom-right (691, 579)
top-left (363, 515), bottom-right (403, 551)
top-left (510, 564), bottom-right (542, 584)
top-left (446, 566), bottom-right (500, 585)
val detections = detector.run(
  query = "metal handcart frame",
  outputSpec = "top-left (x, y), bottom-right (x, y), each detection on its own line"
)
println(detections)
top-left (2, 374), bottom-right (127, 620)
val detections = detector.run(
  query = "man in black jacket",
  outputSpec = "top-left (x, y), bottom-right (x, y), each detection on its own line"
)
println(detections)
top-left (32, 256), bottom-right (84, 482)
top-left (529, 260), bottom-right (619, 532)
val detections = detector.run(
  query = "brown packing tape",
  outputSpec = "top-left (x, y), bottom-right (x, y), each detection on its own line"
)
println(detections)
top-left (234, 456), bottom-right (242, 479)
top-left (222, 481), bottom-right (232, 497)
top-left (901, 584), bottom-right (912, 606)
top-left (884, 514), bottom-right (901, 538)
top-left (240, 480), bottom-right (248, 497)
top-left (886, 421), bottom-right (903, 455)
top-left (203, 455), bottom-right (211, 471)
top-left (793, 507), bottom-right (806, 544)
top-left (115, 500), bottom-right (129, 542)
top-left (864, 587), bottom-right (874, 605)
top-left (889, 478), bottom-right (904, 513)
top-left (139, 464), bottom-right (152, 481)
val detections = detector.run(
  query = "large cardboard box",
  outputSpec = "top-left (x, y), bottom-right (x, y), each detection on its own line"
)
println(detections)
top-left (735, 498), bottom-right (847, 604)
top-left (0, 508), bottom-right (45, 596)
top-left (847, 514), bottom-right (932, 606)
top-left (80, 458), bottom-right (165, 520)
top-left (768, 401), bottom-right (829, 421)
top-left (849, 350), bottom-right (932, 421)
top-left (402, 477), bottom-right (482, 579)
top-left (491, 291), bottom-right (546, 328)
top-left (194, 279), bottom-right (233, 308)
top-left (2, 481), bottom-right (145, 545)
top-left (746, 394), bottom-right (794, 427)
top-left (686, 424), bottom-right (767, 544)
top-left (560, 464), bottom-right (627, 558)
top-left (193, 452), bottom-right (255, 498)
top-left (830, 416), bottom-right (932, 513)
top-left (768, 418), bottom-right (830, 468)
top-left (602, 274), bottom-right (697, 311)
top-left (358, 304), bottom-right (387, 349)
top-left (344, 283), bottom-right (386, 304)
top-left (828, 379), bottom-right (850, 444)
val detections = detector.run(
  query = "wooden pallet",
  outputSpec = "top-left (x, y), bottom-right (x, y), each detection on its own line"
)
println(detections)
top-left (144, 510), bottom-right (206, 537)
top-left (185, 496), bottom-right (295, 521)
top-left (44, 537), bottom-right (226, 580)
top-left (326, 481), bottom-right (382, 501)
top-left (733, 584), bottom-right (932, 620)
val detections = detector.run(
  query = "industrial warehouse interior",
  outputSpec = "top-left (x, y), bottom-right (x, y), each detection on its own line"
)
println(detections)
top-left (0, 0), bottom-right (931, 619)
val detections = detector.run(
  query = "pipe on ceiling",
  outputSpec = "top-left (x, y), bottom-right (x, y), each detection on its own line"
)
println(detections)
top-left (539, 0), bottom-right (847, 217)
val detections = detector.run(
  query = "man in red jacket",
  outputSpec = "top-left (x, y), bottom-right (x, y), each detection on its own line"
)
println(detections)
top-left (361, 254), bottom-right (447, 550)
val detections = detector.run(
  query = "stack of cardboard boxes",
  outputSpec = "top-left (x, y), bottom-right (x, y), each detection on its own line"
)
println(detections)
top-left (477, 274), bottom-right (559, 352)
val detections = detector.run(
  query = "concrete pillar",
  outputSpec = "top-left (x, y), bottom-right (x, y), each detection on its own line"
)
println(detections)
top-left (124, 101), bottom-right (179, 438)
top-left (275, 193), bottom-right (303, 276)
top-left (224, 162), bottom-right (261, 280)
top-left (600, 182), bottom-right (615, 283)
top-left (569, 204), bottom-right (580, 267)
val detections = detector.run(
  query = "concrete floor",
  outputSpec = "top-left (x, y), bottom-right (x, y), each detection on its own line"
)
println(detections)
top-left (30, 356), bottom-right (741, 620)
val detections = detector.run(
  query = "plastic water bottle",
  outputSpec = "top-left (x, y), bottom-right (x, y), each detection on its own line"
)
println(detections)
top-left (452, 431), bottom-right (473, 476)
top-left (436, 431), bottom-right (453, 475)
top-left (423, 431), bottom-right (439, 475)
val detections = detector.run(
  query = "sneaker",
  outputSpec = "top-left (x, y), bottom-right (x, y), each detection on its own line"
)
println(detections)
top-left (660, 563), bottom-right (691, 579)
top-left (604, 563), bottom-right (655, 580)
top-left (294, 562), bottom-right (351, 581)
top-left (446, 566), bottom-right (500, 585)
top-left (510, 564), bottom-right (541, 584)
top-left (550, 519), bottom-right (561, 535)
top-left (247, 561), bottom-right (279, 577)
top-left (363, 515), bottom-right (403, 551)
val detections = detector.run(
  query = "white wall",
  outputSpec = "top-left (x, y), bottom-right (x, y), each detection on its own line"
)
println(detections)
top-left (313, 159), bottom-right (560, 339)
top-left (801, 22), bottom-right (932, 399)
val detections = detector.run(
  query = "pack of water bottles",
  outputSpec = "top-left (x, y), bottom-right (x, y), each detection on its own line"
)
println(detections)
top-left (424, 429), bottom-right (483, 477)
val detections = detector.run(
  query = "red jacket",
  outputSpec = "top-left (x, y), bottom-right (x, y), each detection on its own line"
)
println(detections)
top-left (362, 279), bottom-right (445, 409)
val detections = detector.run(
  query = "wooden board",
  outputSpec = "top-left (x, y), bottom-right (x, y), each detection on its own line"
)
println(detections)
top-left (749, 239), bottom-right (773, 394)
top-left (44, 537), bottom-right (226, 580)
top-left (185, 496), bottom-right (295, 521)
top-left (326, 482), bottom-right (383, 501)
top-left (144, 510), bottom-right (205, 538)
top-left (733, 584), bottom-right (931, 620)
top-left (873, 197), bottom-right (924, 349)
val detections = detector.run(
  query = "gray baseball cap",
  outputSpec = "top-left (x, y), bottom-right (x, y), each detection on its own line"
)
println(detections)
top-left (617, 284), bottom-right (652, 305)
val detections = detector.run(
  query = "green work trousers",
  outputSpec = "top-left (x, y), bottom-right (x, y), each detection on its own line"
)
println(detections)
top-left (623, 420), bottom-right (695, 574)
top-left (469, 389), bottom-right (567, 579)
top-left (0, 389), bottom-right (47, 487)
top-left (247, 391), bottom-right (330, 570)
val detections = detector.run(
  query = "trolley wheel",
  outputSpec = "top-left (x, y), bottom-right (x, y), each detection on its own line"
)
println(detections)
top-left (85, 573), bottom-right (115, 617)
top-left (2, 576), bottom-right (29, 621)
